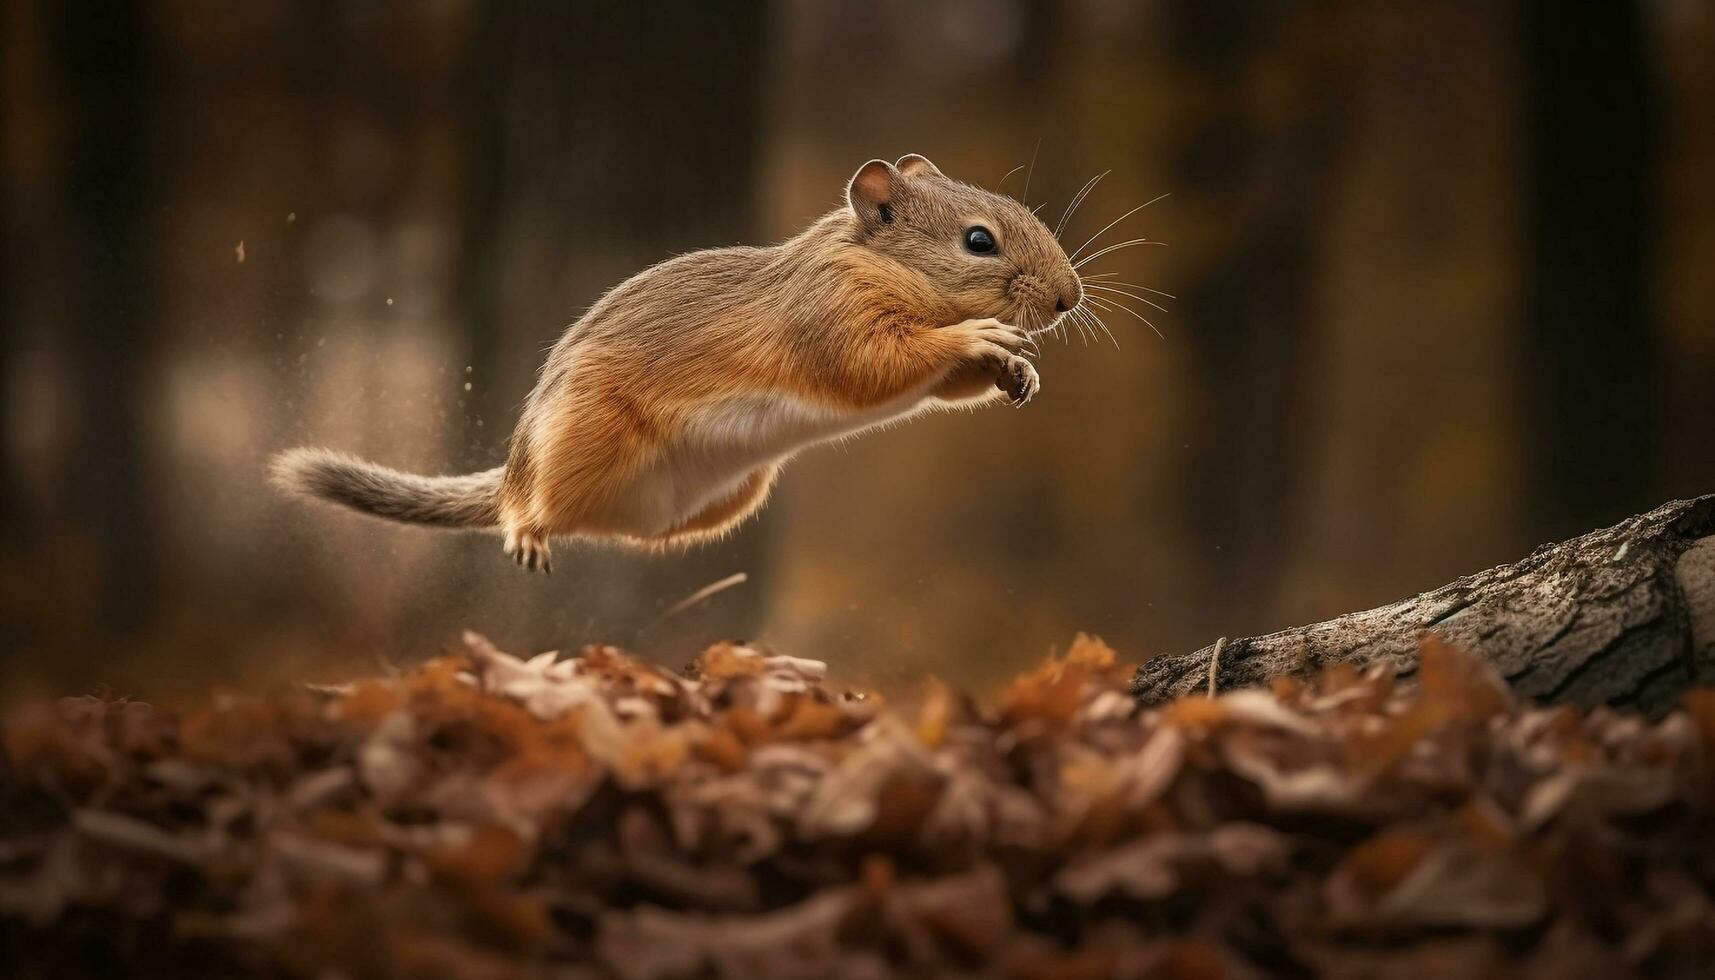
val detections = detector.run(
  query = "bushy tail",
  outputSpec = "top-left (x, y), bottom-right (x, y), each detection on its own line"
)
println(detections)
top-left (270, 448), bottom-right (503, 529)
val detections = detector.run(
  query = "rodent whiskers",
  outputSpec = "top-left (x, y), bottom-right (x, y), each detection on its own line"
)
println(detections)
top-left (1055, 171), bottom-right (1110, 239)
top-left (1022, 138), bottom-right (1042, 203)
top-left (1076, 298), bottom-right (1123, 346)
top-left (1055, 186), bottom-right (1172, 345)
top-left (1063, 302), bottom-right (1100, 347)
top-left (997, 139), bottom-right (1046, 205)
top-left (1074, 237), bottom-right (1167, 270)
top-left (1086, 293), bottom-right (1159, 341)
top-left (1085, 281), bottom-right (1169, 315)
top-left (1083, 272), bottom-right (1174, 300)
top-left (1067, 259), bottom-right (1167, 343)
top-left (1067, 193), bottom-right (1171, 263)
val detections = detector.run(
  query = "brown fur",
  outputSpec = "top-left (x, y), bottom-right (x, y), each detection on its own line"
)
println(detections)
top-left (273, 155), bottom-right (1083, 573)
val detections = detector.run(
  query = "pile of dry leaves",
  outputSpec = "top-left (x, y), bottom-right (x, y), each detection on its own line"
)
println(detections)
top-left (4, 631), bottom-right (1715, 978)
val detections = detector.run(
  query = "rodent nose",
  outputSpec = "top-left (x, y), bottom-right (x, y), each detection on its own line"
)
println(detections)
top-left (1056, 283), bottom-right (1083, 313)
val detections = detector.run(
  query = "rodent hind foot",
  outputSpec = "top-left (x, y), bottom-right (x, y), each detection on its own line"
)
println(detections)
top-left (503, 526), bottom-right (553, 574)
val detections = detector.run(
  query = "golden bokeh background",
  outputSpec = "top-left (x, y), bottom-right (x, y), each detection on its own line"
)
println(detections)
top-left (3, 1), bottom-right (1712, 703)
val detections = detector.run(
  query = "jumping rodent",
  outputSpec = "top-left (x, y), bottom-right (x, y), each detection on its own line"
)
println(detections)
top-left (273, 154), bottom-right (1084, 573)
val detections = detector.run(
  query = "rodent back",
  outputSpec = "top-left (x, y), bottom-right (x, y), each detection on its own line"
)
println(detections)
top-left (531, 155), bottom-right (1078, 398)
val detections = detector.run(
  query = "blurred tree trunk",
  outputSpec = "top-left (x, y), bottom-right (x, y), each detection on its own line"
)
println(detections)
top-left (53, 0), bottom-right (160, 632)
top-left (1520, 0), bottom-right (1656, 541)
top-left (464, 2), bottom-right (774, 645)
top-left (454, 3), bottom-right (512, 468)
top-left (1160, 2), bottom-right (1350, 627)
top-left (493, 2), bottom-right (769, 259)
top-left (0, 3), bottom-right (24, 553)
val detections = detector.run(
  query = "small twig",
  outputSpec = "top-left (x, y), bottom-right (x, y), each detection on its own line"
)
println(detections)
top-left (1207, 636), bottom-right (1228, 697)
top-left (645, 572), bottom-right (750, 633)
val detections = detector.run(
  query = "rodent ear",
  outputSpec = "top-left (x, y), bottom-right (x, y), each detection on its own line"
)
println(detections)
top-left (895, 154), bottom-right (943, 179)
top-left (847, 159), bottom-right (900, 227)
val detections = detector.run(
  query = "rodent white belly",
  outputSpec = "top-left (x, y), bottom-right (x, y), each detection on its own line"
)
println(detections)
top-left (632, 391), bottom-right (932, 534)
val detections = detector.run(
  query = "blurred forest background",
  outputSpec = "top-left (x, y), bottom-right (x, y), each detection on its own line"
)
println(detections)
top-left (3, 0), bottom-right (1713, 703)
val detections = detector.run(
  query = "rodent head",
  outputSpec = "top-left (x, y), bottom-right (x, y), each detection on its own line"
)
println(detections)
top-left (846, 155), bottom-right (1083, 334)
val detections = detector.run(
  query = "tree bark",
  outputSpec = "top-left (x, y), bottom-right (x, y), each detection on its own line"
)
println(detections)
top-left (1133, 495), bottom-right (1715, 718)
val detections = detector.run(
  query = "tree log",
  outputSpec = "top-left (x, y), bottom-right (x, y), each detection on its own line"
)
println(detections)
top-left (1133, 495), bottom-right (1715, 717)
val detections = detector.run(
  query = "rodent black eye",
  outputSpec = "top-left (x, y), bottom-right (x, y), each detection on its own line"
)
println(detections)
top-left (963, 226), bottom-right (996, 255)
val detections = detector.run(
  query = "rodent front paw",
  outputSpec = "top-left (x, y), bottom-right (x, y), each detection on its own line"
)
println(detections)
top-left (953, 317), bottom-right (1036, 358)
top-left (997, 355), bottom-right (1040, 405)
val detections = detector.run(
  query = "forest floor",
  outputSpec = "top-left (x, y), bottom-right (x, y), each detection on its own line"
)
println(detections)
top-left (3, 631), bottom-right (1715, 978)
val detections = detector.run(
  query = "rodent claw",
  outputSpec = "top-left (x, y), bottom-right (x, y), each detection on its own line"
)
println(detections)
top-left (504, 528), bottom-right (553, 574)
top-left (997, 354), bottom-right (1040, 406)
